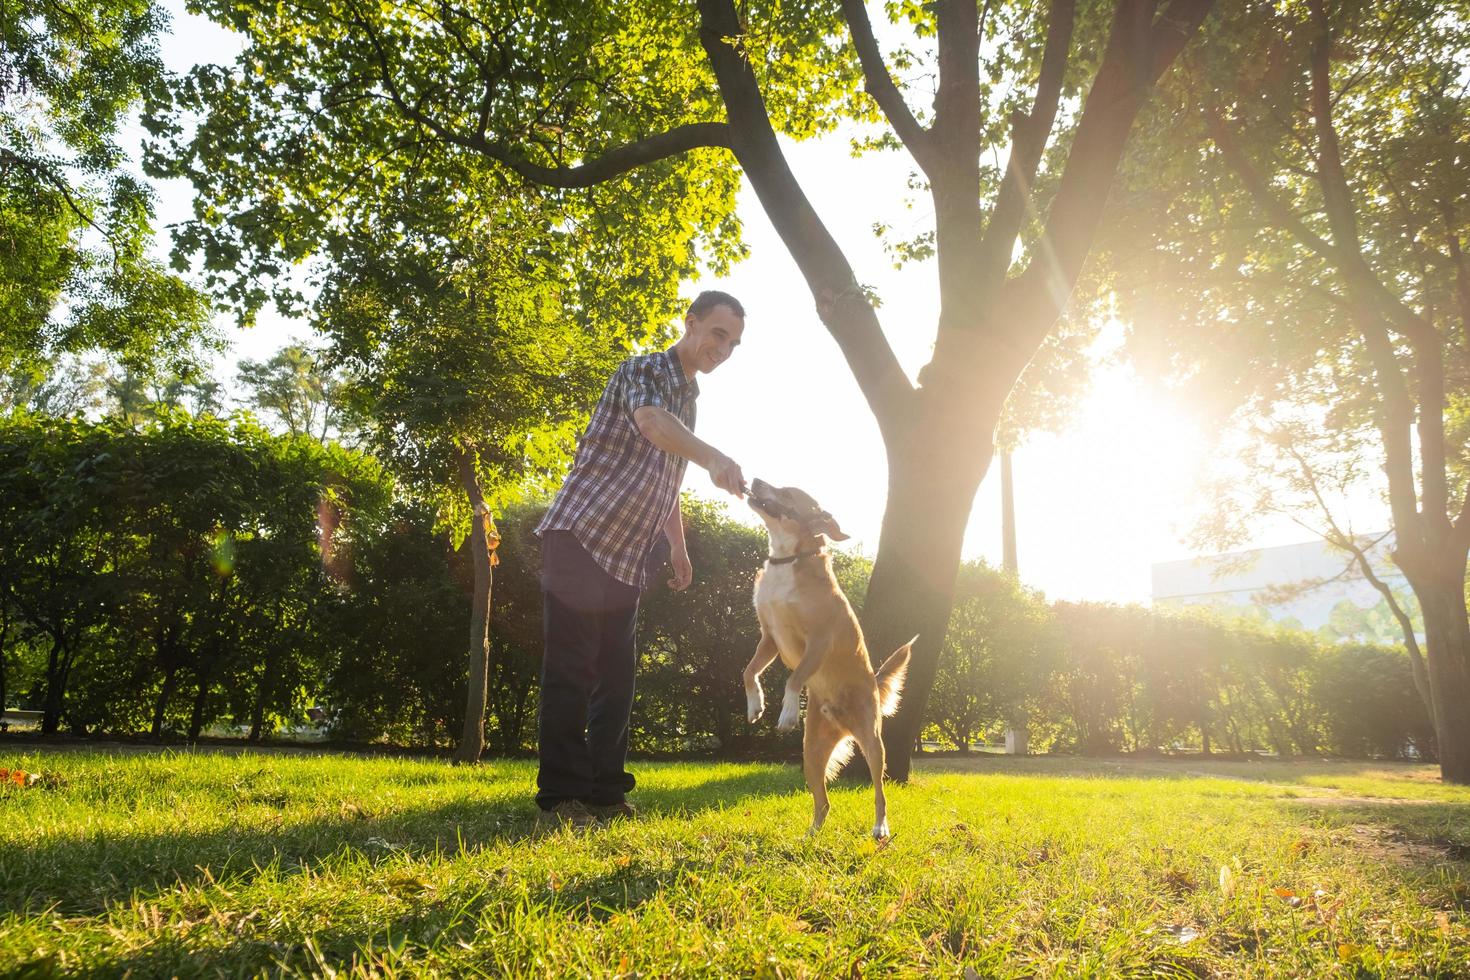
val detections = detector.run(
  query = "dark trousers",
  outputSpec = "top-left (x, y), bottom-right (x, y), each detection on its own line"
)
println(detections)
top-left (536, 531), bottom-right (641, 810)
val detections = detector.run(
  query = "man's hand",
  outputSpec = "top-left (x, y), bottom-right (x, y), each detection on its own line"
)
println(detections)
top-left (667, 547), bottom-right (694, 591)
top-left (706, 451), bottom-right (746, 498)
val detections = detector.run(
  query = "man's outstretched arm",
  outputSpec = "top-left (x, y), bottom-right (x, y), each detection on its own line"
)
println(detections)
top-left (633, 406), bottom-right (746, 497)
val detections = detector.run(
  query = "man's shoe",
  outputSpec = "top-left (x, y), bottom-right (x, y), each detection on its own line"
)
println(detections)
top-left (588, 801), bottom-right (636, 823)
top-left (535, 800), bottom-right (597, 830)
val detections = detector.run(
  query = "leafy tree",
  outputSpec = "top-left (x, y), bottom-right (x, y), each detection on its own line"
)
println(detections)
top-left (0, 0), bottom-right (212, 376)
top-left (149, 0), bottom-right (751, 763)
top-left (316, 218), bottom-right (639, 763)
top-left (1105, 0), bottom-right (1470, 780)
top-left (0, 356), bottom-right (108, 416)
top-left (0, 415), bottom-right (120, 732)
top-left (236, 344), bottom-right (347, 444)
top-left (150, 0), bottom-right (1216, 778)
top-left (105, 360), bottom-right (224, 424)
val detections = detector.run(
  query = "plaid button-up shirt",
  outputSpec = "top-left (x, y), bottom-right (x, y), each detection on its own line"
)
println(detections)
top-left (536, 348), bottom-right (698, 588)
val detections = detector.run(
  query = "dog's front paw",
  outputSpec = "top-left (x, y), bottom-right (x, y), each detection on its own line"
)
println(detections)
top-left (776, 699), bottom-right (800, 732)
top-left (746, 686), bottom-right (765, 724)
top-left (871, 819), bottom-right (890, 841)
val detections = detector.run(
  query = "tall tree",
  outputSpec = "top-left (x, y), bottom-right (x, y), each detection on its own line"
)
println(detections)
top-left (1106, 0), bottom-right (1470, 781)
top-left (317, 207), bottom-right (630, 763)
top-left (150, 2), bottom-right (744, 761)
top-left (153, 0), bottom-right (1214, 777)
top-left (236, 344), bottom-right (345, 443)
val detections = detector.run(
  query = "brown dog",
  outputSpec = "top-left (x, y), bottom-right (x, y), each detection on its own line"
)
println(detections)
top-left (745, 478), bottom-right (914, 838)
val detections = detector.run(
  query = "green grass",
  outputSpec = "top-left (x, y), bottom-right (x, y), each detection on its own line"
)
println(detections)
top-left (1, 750), bottom-right (1467, 977)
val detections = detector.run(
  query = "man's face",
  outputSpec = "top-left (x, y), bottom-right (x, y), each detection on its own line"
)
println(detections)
top-left (684, 304), bottom-right (744, 374)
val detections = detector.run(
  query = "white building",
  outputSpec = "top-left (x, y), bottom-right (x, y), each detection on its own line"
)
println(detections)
top-left (1151, 534), bottom-right (1418, 641)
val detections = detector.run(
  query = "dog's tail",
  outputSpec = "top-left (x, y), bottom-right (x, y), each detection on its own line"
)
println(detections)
top-left (876, 636), bottom-right (916, 718)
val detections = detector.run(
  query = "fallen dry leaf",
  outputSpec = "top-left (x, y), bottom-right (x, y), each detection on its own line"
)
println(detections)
top-left (1161, 868), bottom-right (1196, 893)
top-left (1219, 864), bottom-right (1236, 899)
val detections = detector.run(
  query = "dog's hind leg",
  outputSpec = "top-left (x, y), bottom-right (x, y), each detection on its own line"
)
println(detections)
top-left (802, 706), bottom-right (847, 835)
top-left (849, 699), bottom-right (891, 839)
top-left (743, 633), bottom-right (780, 723)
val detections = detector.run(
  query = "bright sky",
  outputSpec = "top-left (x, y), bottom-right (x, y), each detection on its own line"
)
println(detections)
top-left (136, 1), bottom-right (1392, 604)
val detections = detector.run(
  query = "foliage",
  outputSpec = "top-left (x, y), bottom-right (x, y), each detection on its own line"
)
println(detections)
top-left (927, 562), bottom-right (1060, 751)
top-left (0, 408), bottom-right (1437, 762)
top-left (0, 411), bottom-right (391, 737)
top-left (1098, 0), bottom-right (1470, 779)
top-left (145, 0), bottom-right (758, 324)
top-left (236, 344), bottom-right (349, 444)
top-left (1313, 644), bottom-right (1437, 761)
top-left (0, 0), bottom-right (213, 377)
top-left (324, 502), bottom-right (471, 747)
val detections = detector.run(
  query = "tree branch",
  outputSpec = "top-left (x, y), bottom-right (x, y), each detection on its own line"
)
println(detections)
top-left (975, 0), bottom-right (1075, 282)
top-left (348, 0), bottom-right (732, 188)
top-left (839, 0), bottom-right (933, 173)
top-left (927, 0), bottom-right (985, 312)
top-left (1009, 0), bottom-right (1214, 332)
top-left (1415, 337), bottom-right (1450, 533)
top-left (1440, 197), bottom-right (1470, 351)
top-left (1454, 477), bottom-right (1470, 549)
top-left (695, 0), bottom-right (915, 435)
top-left (1277, 432), bottom-right (1433, 717)
top-left (1206, 112), bottom-right (1441, 350)
top-left (470, 123), bottom-right (734, 187)
top-left (1, 148), bottom-right (124, 267)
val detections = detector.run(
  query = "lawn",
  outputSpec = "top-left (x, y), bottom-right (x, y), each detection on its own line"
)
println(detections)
top-left (1, 749), bottom-right (1467, 977)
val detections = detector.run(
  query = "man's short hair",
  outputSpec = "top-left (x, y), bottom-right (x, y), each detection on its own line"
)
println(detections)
top-left (687, 290), bottom-right (745, 320)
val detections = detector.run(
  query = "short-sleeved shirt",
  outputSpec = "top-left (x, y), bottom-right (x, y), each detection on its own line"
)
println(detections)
top-left (536, 348), bottom-right (698, 588)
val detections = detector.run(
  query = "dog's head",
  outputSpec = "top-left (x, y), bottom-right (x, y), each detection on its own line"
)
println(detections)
top-left (747, 478), bottom-right (849, 542)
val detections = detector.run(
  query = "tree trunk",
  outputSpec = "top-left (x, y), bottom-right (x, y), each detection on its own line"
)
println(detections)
top-left (249, 603), bottom-right (286, 742)
top-left (188, 668), bottom-right (211, 740)
top-left (452, 450), bottom-right (494, 764)
top-left (41, 637), bottom-right (67, 735)
top-left (151, 667), bottom-right (179, 738)
top-left (862, 426), bottom-right (991, 781)
top-left (0, 613), bottom-right (10, 722)
top-left (1413, 571), bottom-right (1470, 783)
top-left (1001, 449), bottom-right (1017, 575)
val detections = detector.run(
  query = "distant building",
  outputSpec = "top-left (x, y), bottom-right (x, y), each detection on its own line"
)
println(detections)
top-left (1151, 534), bottom-right (1419, 644)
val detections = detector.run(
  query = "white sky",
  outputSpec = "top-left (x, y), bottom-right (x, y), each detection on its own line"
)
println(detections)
top-left (135, 1), bottom-right (1393, 604)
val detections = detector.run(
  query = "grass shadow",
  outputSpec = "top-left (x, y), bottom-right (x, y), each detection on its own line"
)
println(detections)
top-left (1278, 798), bottom-right (1470, 863)
top-left (1, 764), bottom-right (802, 917)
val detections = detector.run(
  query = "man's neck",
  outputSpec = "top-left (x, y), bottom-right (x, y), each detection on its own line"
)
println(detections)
top-left (672, 337), bottom-right (698, 381)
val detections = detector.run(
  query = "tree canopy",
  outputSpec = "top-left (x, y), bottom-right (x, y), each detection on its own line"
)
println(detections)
top-left (1, 0), bottom-right (212, 379)
top-left (1100, 0), bottom-right (1470, 780)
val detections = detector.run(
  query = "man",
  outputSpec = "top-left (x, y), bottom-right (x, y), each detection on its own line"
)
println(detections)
top-left (533, 290), bottom-right (747, 828)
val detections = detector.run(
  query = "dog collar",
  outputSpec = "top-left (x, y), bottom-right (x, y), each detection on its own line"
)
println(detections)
top-left (766, 547), bottom-right (827, 566)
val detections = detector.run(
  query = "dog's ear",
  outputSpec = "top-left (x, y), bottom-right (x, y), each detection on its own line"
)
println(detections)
top-left (812, 510), bottom-right (849, 541)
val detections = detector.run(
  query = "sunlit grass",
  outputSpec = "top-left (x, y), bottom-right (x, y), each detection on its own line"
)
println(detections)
top-left (1, 749), bottom-right (1466, 976)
